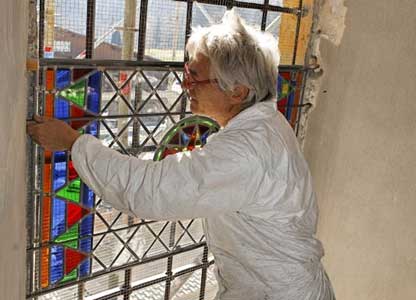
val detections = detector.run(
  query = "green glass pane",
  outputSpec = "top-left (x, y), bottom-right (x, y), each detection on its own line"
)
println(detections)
top-left (61, 269), bottom-right (77, 283)
top-left (58, 79), bottom-right (86, 107)
top-left (154, 116), bottom-right (219, 161)
top-left (56, 179), bottom-right (81, 203)
top-left (55, 224), bottom-right (79, 244)
top-left (278, 77), bottom-right (294, 100)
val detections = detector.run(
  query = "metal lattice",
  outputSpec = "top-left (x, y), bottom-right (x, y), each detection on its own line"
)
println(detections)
top-left (27, 0), bottom-right (311, 299)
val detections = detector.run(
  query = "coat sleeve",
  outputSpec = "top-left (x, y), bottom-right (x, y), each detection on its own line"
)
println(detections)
top-left (71, 133), bottom-right (259, 220)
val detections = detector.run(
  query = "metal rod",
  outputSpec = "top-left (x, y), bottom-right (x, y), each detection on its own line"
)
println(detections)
top-left (292, 0), bottom-right (304, 65)
top-left (38, 0), bottom-right (45, 58)
top-left (261, 0), bottom-right (269, 31)
top-left (184, 0), bottom-right (194, 58)
top-left (86, 0), bottom-right (96, 59)
top-left (164, 222), bottom-right (176, 300)
top-left (39, 58), bottom-right (306, 70)
top-left (173, 0), bottom-right (300, 14)
top-left (199, 245), bottom-right (209, 300)
top-left (40, 58), bottom-right (185, 69)
top-left (137, 0), bottom-right (149, 60)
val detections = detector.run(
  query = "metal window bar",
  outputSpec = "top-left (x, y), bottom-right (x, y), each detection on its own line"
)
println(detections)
top-left (28, 1), bottom-right (310, 299)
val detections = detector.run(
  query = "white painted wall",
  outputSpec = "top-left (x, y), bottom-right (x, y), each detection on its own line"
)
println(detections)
top-left (0, 1), bottom-right (28, 299)
top-left (304, 1), bottom-right (416, 299)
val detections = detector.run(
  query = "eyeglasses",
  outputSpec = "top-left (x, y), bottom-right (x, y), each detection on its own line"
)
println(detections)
top-left (182, 62), bottom-right (218, 90)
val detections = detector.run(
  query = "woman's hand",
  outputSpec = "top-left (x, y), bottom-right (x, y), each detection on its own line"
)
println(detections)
top-left (27, 115), bottom-right (81, 151)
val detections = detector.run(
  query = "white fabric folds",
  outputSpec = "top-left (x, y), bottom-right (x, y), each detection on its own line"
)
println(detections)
top-left (72, 101), bottom-right (335, 300)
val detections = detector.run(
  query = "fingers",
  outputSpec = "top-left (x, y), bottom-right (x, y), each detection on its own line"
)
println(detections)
top-left (33, 115), bottom-right (45, 123)
top-left (33, 114), bottom-right (55, 123)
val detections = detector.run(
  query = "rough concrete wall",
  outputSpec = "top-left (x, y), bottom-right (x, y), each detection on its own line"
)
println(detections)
top-left (0, 1), bottom-right (28, 299)
top-left (304, 0), bottom-right (416, 299)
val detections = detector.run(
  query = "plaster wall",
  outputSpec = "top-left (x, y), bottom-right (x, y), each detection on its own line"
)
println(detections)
top-left (304, 0), bottom-right (416, 299)
top-left (0, 1), bottom-right (28, 299)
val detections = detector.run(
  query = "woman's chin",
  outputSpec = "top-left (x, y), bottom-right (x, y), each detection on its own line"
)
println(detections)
top-left (190, 101), bottom-right (199, 113)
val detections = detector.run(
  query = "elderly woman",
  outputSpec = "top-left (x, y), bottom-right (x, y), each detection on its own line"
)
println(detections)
top-left (28, 10), bottom-right (334, 300)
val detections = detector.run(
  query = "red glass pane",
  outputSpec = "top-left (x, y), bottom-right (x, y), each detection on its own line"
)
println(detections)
top-left (64, 248), bottom-right (88, 275)
top-left (162, 148), bottom-right (181, 159)
top-left (70, 106), bottom-right (95, 130)
top-left (73, 69), bottom-right (94, 82)
top-left (67, 202), bottom-right (89, 228)
top-left (278, 98), bottom-right (288, 115)
top-left (68, 161), bottom-right (78, 181)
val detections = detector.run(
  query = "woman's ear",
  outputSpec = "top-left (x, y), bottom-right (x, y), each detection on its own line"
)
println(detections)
top-left (230, 85), bottom-right (250, 104)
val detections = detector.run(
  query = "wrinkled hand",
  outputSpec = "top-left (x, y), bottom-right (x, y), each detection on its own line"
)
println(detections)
top-left (27, 115), bottom-right (81, 151)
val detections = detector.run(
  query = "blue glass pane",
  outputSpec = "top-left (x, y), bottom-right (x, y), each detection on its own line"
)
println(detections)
top-left (87, 72), bottom-right (101, 113)
top-left (80, 215), bottom-right (93, 237)
top-left (79, 237), bottom-right (92, 277)
top-left (50, 245), bottom-right (64, 284)
top-left (55, 98), bottom-right (70, 119)
top-left (82, 183), bottom-right (94, 208)
top-left (277, 75), bottom-right (283, 93)
top-left (180, 132), bottom-right (190, 145)
top-left (51, 198), bottom-right (66, 239)
top-left (53, 151), bottom-right (67, 191)
top-left (56, 69), bottom-right (71, 90)
top-left (201, 130), bottom-right (210, 144)
top-left (86, 121), bottom-right (99, 137)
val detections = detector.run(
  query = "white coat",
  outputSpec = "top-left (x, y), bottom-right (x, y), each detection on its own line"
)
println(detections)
top-left (72, 100), bottom-right (335, 300)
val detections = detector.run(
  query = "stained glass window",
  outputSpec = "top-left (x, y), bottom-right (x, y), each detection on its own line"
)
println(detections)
top-left (28, 0), bottom-right (312, 299)
top-left (39, 69), bottom-right (100, 288)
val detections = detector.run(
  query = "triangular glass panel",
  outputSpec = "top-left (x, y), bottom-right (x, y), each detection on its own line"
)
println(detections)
top-left (68, 160), bottom-right (78, 181)
top-left (73, 68), bottom-right (94, 82)
top-left (58, 79), bottom-right (87, 107)
top-left (56, 178), bottom-right (81, 203)
top-left (55, 224), bottom-right (79, 244)
top-left (60, 269), bottom-right (77, 284)
top-left (67, 202), bottom-right (90, 228)
top-left (70, 105), bottom-right (96, 130)
top-left (64, 247), bottom-right (88, 275)
top-left (90, 256), bottom-right (105, 273)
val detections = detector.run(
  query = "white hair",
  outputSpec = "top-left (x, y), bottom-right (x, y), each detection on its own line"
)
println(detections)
top-left (186, 8), bottom-right (280, 109)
